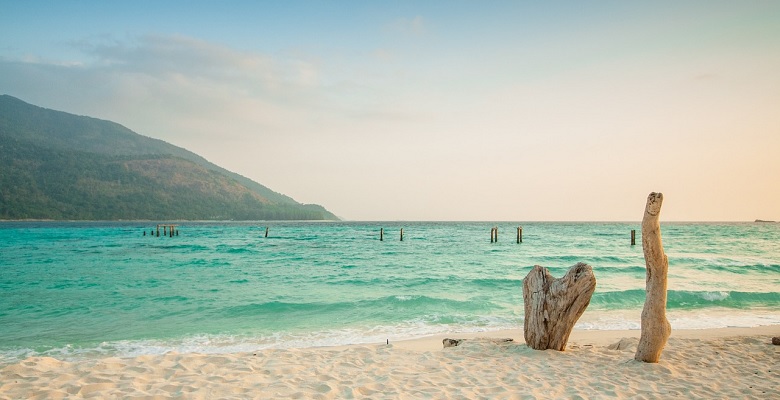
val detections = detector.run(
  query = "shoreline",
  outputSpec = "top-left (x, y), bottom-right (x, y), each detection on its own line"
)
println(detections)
top-left (2, 325), bottom-right (778, 398)
top-left (389, 324), bottom-right (780, 351)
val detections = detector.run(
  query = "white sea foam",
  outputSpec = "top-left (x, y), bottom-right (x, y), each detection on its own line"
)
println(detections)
top-left (700, 291), bottom-right (729, 301)
top-left (576, 308), bottom-right (780, 331)
top-left (4, 309), bottom-right (780, 365)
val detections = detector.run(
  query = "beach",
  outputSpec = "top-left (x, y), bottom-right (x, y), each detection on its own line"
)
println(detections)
top-left (2, 326), bottom-right (778, 399)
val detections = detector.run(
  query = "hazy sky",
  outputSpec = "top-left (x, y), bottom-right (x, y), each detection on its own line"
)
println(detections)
top-left (2, 1), bottom-right (778, 221)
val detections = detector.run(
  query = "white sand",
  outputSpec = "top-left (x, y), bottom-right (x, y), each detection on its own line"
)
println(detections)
top-left (2, 326), bottom-right (778, 399)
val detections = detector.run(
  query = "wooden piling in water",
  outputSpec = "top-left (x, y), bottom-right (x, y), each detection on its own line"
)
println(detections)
top-left (265, 227), bottom-right (269, 238)
top-left (400, 228), bottom-right (404, 241)
top-left (631, 229), bottom-right (636, 245)
top-left (517, 226), bottom-right (523, 243)
top-left (380, 228), bottom-right (384, 241)
top-left (154, 224), bottom-right (178, 238)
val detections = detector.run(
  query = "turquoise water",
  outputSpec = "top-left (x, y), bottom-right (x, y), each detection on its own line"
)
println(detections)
top-left (1, 221), bottom-right (779, 362)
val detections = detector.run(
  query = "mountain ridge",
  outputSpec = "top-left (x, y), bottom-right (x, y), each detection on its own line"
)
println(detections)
top-left (0, 95), bottom-right (338, 221)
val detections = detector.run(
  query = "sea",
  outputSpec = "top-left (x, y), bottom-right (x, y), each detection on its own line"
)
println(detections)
top-left (1, 221), bottom-right (779, 364)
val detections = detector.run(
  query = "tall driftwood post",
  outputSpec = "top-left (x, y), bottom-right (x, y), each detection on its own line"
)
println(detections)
top-left (635, 192), bottom-right (671, 363)
top-left (631, 229), bottom-right (636, 245)
top-left (400, 228), bottom-right (404, 241)
top-left (380, 228), bottom-right (384, 241)
top-left (517, 227), bottom-right (523, 243)
top-left (522, 262), bottom-right (596, 351)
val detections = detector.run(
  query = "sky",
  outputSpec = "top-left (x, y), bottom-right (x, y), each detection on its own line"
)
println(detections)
top-left (1, 1), bottom-right (778, 221)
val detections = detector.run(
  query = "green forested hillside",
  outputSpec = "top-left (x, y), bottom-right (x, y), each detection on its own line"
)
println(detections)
top-left (0, 95), bottom-right (337, 220)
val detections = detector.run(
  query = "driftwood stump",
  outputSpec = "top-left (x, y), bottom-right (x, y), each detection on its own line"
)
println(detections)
top-left (523, 262), bottom-right (596, 351)
top-left (635, 192), bottom-right (672, 363)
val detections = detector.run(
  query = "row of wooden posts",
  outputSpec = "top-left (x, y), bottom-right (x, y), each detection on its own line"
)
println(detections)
top-left (143, 224), bottom-right (179, 237)
top-left (375, 227), bottom-right (526, 243)
top-left (380, 227), bottom-right (637, 245)
top-left (143, 225), bottom-right (639, 245)
top-left (379, 228), bottom-right (404, 241)
top-left (490, 226), bottom-right (523, 243)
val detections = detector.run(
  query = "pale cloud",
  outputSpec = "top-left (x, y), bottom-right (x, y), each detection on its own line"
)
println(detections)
top-left (78, 34), bottom-right (319, 93)
top-left (386, 16), bottom-right (426, 36)
top-left (373, 48), bottom-right (395, 62)
top-left (11, 53), bottom-right (85, 67)
top-left (0, 34), bottom-right (329, 139)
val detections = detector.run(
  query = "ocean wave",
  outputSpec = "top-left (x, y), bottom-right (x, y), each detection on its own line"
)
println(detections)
top-left (331, 276), bottom-right (521, 290)
top-left (145, 244), bottom-right (210, 251)
top-left (185, 258), bottom-right (232, 267)
top-left (592, 265), bottom-right (646, 274)
top-left (4, 309), bottom-right (780, 365)
top-left (695, 263), bottom-right (780, 275)
top-left (669, 290), bottom-right (780, 309)
top-left (668, 254), bottom-right (780, 272)
top-left (576, 309), bottom-right (780, 331)
top-left (591, 289), bottom-right (780, 310)
top-left (0, 316), bottom-right (519, 364)
top-left (586, 255), bottom-right (637, 264)
top-left (221, 247), bottom-right (254, 254)
top-left (222, 295), bottom-right (501, 319)
top-left (153, 295), bottom-right (190, 303)
top-left (470, 278), bottom-right (522, 288)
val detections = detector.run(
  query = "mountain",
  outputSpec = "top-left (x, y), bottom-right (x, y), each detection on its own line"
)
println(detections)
top-left (0, 95), bottom-right (338, 220)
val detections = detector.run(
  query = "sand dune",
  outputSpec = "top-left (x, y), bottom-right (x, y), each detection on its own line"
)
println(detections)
top-left (2, 326), bottom-right (778, 399)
